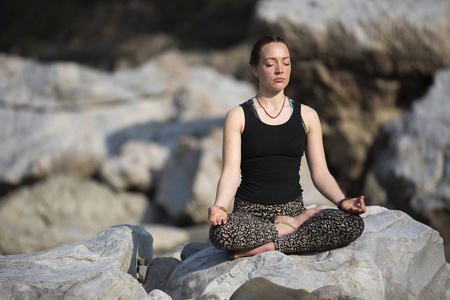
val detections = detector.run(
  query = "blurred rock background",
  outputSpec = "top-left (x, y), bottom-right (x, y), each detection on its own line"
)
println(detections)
top-left (0, 0), bottom-right (449, 260)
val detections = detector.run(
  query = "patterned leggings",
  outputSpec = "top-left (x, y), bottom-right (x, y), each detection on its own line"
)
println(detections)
top-left (209, 197), bottom-right (364, 253)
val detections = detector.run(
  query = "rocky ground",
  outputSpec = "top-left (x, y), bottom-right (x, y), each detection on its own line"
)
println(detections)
top-left (0, 0), bottom-right (450, 289)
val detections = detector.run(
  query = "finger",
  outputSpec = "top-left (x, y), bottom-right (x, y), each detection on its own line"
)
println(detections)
top-left (359, 196), bottom-right (366, 211)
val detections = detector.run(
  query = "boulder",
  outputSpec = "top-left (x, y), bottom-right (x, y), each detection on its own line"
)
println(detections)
top-left (365, 69), bottom-right (450, 249)
top-left (144, 257), bottom-right (181, 294)
top-left (251, 0), bottom-right (450, 191)
top-left (0, 176), bottom-right (149, 255)
top-left (100, 141), bottom-right (171, 192)
top-left (173, 65), bottom-right (256, 121)
top-left (229, 277), bottom-right (319, 300)
top-left (0, 51), bottom-right (254, 186)
top-left (143, 224), bottom-right (190, 255)
top-left (156, 129), bottom-right (224, 225)
top-left (0, 225), bottom-right (153, 300)
top-left (0, 54), bottom-right (174, 185)
top-left (164, 207), bottom-right (450, 300)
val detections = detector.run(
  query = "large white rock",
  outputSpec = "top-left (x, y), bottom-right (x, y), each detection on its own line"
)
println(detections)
top-left (100, 141), bottom-right (171, 192)
top-left (0, 176), bottom-right (149, 255)
top-left (0, 54), bottom-right (174, 184)
top-left (0, 225), bottom-right (153, 300)
top-left (164, 207), bottom-right (450, 300)
top-left (366, 68), bottom-right (450, 247)
top-left (0, 52), bottom-right (255, 185)
top-left (156, 129), bottom-right (224, 225)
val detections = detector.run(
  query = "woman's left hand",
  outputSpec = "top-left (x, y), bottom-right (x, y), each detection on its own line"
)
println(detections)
top-left (340, 196), bottom-right (367, 214)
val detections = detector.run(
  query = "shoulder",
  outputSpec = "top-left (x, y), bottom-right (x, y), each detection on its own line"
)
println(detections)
top-left (225, 105), bottom-right (245, 133)
top-left (226, 105), bottom-right (245, 120)
top-left (300, 104), bottom-right (320, 132)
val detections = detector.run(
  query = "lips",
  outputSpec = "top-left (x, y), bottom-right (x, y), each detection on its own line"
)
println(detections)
top-left (274, 78), bottom-right (285, 82)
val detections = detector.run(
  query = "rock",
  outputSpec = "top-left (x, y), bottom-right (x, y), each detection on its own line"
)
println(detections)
top-left (181, 242), bottom-right (211, 261)
top-left (148, 289), bottom-right (173, 300)
top-left (142, 224), bottom-right (190, 255)
top-left (164, 207), bottom-right (450, 300)
top-left (311, 285), bottom-right (342, 300)
top-left (144, 257), bottom-right (181, 294)
top-left (173, 65), bottom-right (256, 121)
top-left (365, 68), bottom-right (450, 246)
top-left (251, 0), bottom-right (450, 191)
top-left (0, 225), bottom-right (153, 300)
top-left (230, 277), bottom-right (318, 300)
top-left (100, 141), bottom-right (170, 192)
top-left (0, 51), bottom-right (255, 186)
top-left (156, 129), bottom-right (224, 225)
top-left (0, 176), bottom-right (149, 255)
top-left (0, 54), bottom-right (174, 185)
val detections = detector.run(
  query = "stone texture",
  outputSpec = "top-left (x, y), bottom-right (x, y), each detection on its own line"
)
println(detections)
top-left (0, 54), bottom-right (173, 185)
top-left (181, 242), bottom-right (211, 261)
top-left (251, 0), bottom-right (450, 191)
top-left (0, 52), bottom-right (255, 186)
top-left (0, 225), bottom-right (153, 300)
top-left (164, 207), bottom-right (450, 300)
top-left (156, 129), bottom-right (224, 225)
top-left (0, 176), bottom-right (148, 255)
top-left (365, 68), bottom-right (450, 247)
top-left (100, 141), bottom-right (170, 192)
top-left (310, 285), bottom-right (342, 300)
top-left (230, 277), bottom-right (318, 300)
top-left (144, 257), bottom-right (181, 294)
top-left (143, 224), bottom-right (190, 255)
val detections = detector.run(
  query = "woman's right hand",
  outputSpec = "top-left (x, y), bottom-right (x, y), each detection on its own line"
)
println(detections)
top-left (208, 206), bottom-right (228, 225)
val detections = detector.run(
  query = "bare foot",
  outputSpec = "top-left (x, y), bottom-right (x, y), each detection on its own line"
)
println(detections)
top-left (274, 206), bottom-right (323, 236)
top-left (231, 242), bottom-right (275, 259)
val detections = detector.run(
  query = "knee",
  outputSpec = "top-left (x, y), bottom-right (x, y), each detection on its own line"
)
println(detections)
top-left (208, 224), bottom-right (229, 250)
top-left (348, 213), bottom-right (365, 239)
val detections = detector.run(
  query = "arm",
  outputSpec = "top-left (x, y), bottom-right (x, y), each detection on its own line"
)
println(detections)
top-left (208, 106), bottom-right (244, 225)
top-left (302, 105), bottom-right (366, 214)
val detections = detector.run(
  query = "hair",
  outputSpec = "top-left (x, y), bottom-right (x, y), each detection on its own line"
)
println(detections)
top-left (249, 35), bottom-right (290, 66)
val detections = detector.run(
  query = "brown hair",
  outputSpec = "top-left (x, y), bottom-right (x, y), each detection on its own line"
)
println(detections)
top-left (249, 35), bottom-right (290, 66)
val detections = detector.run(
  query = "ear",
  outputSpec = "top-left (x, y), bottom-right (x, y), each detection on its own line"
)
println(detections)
top-left (251, 65), bottom-right (259, 78)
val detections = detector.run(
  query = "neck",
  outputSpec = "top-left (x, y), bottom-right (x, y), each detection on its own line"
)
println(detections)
top-left (256, 92), bottom-right (286, 108)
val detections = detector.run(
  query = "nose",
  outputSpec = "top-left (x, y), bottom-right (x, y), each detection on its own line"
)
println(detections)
top-left (275, 63), bottom-right (284, 74)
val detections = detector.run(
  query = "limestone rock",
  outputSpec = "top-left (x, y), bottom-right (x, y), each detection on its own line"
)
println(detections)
top-left (173, 65), bottom-right (255, 121)
top-left (181, 242), bottom-right (211, 261)
top-left (310, 285), bottom-right (342, 300)
top-left (252, 0), bottom-right (450, 190)
top-left (0, 54), bottom-right (174, 185)
top-left (156, 129), bottom-right (223, 225)
top-left (148, 289), bottom-right (174, 300)
top-left (144, 257), bottom-right (181, 294)
top-left (143, 224), bottom-right (190, 255)
top-left (365, 68), bottom-right (450, 246)
top-left (100, 141), bottom-right (170, 192)
top-left (230, 277), bottom-right (318, 300)
top-left (0, 176), bottom-right (148, 255)
top-left (164, 207), bottom-right (450, 300)
top-left (0, 225), bottom-right (153, 300)
top-left (0, 51), bottom-right (255, 186)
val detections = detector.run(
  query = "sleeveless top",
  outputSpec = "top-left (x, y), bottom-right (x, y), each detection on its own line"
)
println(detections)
top-left (235, 99), bottom-right (307, 204)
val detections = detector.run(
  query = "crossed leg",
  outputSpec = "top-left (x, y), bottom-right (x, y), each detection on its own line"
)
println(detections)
top-left (230, 206), bottom-right (324, 259)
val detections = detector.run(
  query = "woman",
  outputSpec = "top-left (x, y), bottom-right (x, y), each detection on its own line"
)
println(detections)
top-left (208, 35), bottom-right (366, 259)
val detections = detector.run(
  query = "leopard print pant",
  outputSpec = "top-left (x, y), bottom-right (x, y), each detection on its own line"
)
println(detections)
top-left (209, 197), bottom-right (364, 253)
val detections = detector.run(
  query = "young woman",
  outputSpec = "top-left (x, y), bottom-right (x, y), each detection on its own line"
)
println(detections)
top-left (208, 36), bottom-right (366, 259)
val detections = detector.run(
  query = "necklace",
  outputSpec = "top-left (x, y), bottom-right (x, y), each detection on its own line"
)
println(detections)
top-left (255, 95), bottom-right (286, 121)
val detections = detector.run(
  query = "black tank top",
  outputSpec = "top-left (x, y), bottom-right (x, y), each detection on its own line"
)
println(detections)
top-left (236, 99), bottom-right (307, 204)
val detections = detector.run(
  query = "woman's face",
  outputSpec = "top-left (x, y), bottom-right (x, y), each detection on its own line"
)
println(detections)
top-left (252, 42), bottom-right (291, 94)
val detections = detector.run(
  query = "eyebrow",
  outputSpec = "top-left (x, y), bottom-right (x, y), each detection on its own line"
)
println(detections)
top-left (264, 56), bottom-right (290, 61)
